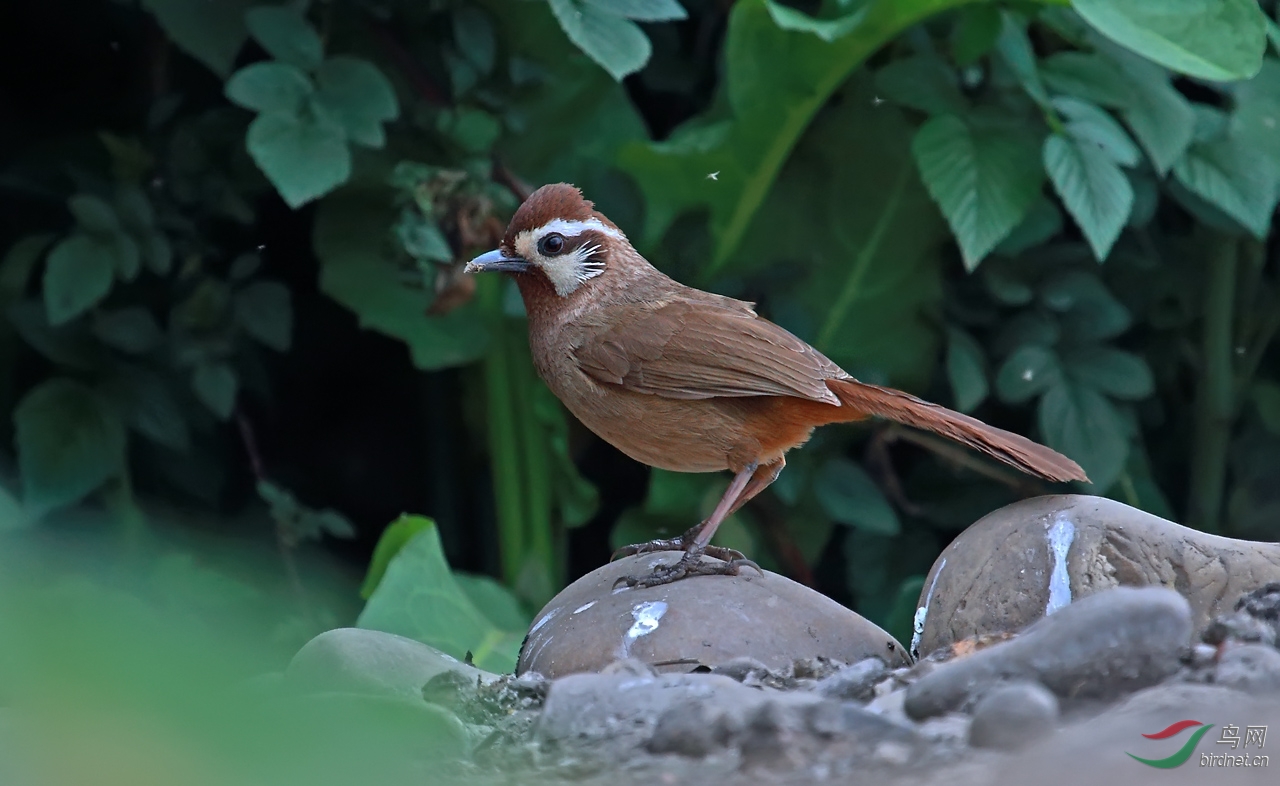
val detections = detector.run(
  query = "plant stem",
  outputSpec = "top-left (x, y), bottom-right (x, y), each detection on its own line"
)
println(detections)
top-left (479, 277), bottom-right (527, 589)
top-left (1187, 235), bottom-right (1238, 533)
top-left (513, 332), bottom-right (557, 605)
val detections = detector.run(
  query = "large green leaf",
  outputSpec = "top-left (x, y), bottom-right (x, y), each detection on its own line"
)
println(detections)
top-left (995, 344), bottom-right (1062, 404)
top-left (1043, 133), bottom-right (1134, 261)
top-left (357, 517), bottom-right (523, 673)
top-left (245, 6), bottom-right (324, 71)
top-left (814, 457), bottom-right (900, 535)
top-left (619, 0), bottom-right (1007, 278)
top-left (43, 234), bottom-right (117, 325)
top-left (1108, 51), bottom-right (1196, 175)
top-left (314, 57), bottom-right (401, 148)
top-left (912, 113), bottom-right (1045, 270)
top-left (246, 111), bottom-right (351, 209)
top-left (225, 62), bottom-right (313, 115)
top-left (14, 378), bottom-right (126, 514)
top-left (1040, 52), bottom-right (1136, 108)
top-left (314, 190), bottom-right (489, 370)
top-left (1071, 0), bottom-right (1265, 81)
top-left (1061, 345), bottom-right (1154, 400)
top-left (547, 0), bottom-right (651, 81)
top-left (1172, 134), bottom-right (1277, 239)
top-left (141, 0), bottom-right (255, 77)
top-left (945, 327), bottom-right (988, 412)
top-left (1037, 376), bottom-right (1129, 490)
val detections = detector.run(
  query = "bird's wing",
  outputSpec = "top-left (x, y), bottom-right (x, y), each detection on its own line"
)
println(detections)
top-left (572, 297), bottom-right (845, 403)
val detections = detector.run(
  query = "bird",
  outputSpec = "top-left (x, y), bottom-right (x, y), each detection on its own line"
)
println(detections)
top-left (465, 183), bottom-right (1088, 588)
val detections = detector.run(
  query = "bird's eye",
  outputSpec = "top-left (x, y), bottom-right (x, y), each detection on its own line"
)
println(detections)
top-left (538, 233), bottom-right (566, 256)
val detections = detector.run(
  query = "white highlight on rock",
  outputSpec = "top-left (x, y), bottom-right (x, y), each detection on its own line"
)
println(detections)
top-left (619, 600), bottom-right (667, 658)
top-left (911, 558), bottom-right (945, 661)
top-left (573, 601), bottom-right (596, 614)
top-left (530, 607), bottom-right (559, 634)
top-left (1045, 514), bottom-right (1075, 615)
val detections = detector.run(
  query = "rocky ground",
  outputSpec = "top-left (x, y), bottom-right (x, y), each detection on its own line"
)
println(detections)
top-left (283, 494), bottom-right (1280, 785)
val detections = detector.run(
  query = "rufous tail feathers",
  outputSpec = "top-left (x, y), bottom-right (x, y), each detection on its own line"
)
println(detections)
top-left (826, 378), bottom-right (1088, 483)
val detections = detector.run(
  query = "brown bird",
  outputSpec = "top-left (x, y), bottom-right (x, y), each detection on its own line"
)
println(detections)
top-left (466, 183), bottom-right (1088, 587)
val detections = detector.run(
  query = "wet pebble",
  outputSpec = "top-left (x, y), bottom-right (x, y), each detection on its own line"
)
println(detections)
top-left (968, 681), bottom-right (1058, 750)
top-left (814, 658), bottom-right (887, 702)
top-left (905, 587), bottom-right (1192, 720)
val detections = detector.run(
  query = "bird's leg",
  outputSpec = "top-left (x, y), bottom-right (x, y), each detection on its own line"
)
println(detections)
top-left (614, 460), bottom-right (785, 588)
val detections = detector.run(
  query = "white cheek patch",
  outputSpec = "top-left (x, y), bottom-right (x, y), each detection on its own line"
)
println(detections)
top-left (515, 218), bottom-right (622, 297)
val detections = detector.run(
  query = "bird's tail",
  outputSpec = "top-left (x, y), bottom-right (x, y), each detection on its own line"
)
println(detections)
top-left (826, 378), bottom-right (1088, 483)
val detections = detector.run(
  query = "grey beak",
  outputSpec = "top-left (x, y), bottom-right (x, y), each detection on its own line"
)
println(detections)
top-left (464, 248), bottom-right (529, 274)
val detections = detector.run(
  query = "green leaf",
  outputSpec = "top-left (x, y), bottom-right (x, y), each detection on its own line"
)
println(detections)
top-left (1062, 345), bottom-right (1154, 400)
top-left (619, 0), bottom-right (975, 276)
top-left (68, 194), bottom-right (119, 235)
top-left (951, 5), bottom-right (1002, 66)
top-left (233, 281), bottom-right (292, 352)
top-left (912, 114), bottom-right (1044, 270)
top-left (110, 233), bottom-right (141, 281)
top-left (1040, 269), bottom-right (1131, 340)
top-left (14, 378), bottom-right (126, 513)
top-left (314, 57), bottom-right (400, 148)
top-left (588, 0), bottom-right (688, 22)
top-left (814, 457), bottom-right (899, 535)
top-left (7, 301), bottom-right (102, 370)
top-left (452, 6), bottom-right (497, 74)
top-left (244, 6), bottom-right (323, 71)
top-left (994, 196), bottom-right (1063, 257)
top-left (357, 518), bottom-right (524, 673)
top-left (113, 185), bottom-right (154, 238)
top-left (140, 0), bottom-right (255, 77)
top-left (245, 111), bottom-right (351, 209)
top-left (360, 516), bottom-right (436, 600)
top-left (192, 362), bottom-right (237, 420)
top-left (315, 190), bottom-right (489, 370)
top-left (143, 233), bottom-right (173, 276)
top-left (1038, 376), bottom-right (1128, 489)
top-left (92, 308), bottom-right (164, 354)
top-left (1043, 133), bottom-right (1134, 262)
top-left (1071, 0), bottom-right (1265, 82)
top-left (946, 327), bottom-right (988, 413)
top-left (0, 234), bottom-right (55, 308)
top-left (1172, 135), bottom-right (1277, 239)
top-left (454, 573), bottom-right (530, 633)
top-left (995, 11), bottom-right (1049, 106)
top-left (1040, 52), bottom-right (1135, 108)
top-left (43, 234), bottom-right (116, 325)
top-left (1110, 53), bottom-right (1195, 174)
top-left (225, 62), bottom-right (313, 114)
top-left (874, 55), bottom-right (966, 115)
top-left (1053, 97), bottom-right (1142, 167)
top-left (548, 0), bottom-right (651, 81)
top-left (995, 344), bottom-right (1062, 404)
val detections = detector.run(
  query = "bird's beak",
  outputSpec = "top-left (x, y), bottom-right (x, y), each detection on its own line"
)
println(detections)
top-left (464, 248), bottom-right (529, 274)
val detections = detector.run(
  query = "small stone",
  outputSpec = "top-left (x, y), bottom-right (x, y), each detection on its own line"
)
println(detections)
top-left (711, 657), bottom-right (770, 683)
top-left (1215, 643), bottom-right (1280, 693)
top-left (286, 628), bottom-right (497, 702)
top-left (917, 713), bottom-right (970, 744)
top-left (872, 740), bottom-right (912, 766)
top-left (646, 698), bottom-right (733, 757)
top-left (904, 587), bottom-right (1192, 720)
top-left (814, 658), bottom-right (887, 702)
top-left (968, 682), bottom-right (1058, 751)
top-left (601, 658), bottom-right (657, 677)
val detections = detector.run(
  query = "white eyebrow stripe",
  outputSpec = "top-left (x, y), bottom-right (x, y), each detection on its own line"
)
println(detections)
top-left (524, 217), bottom-right (625, 241)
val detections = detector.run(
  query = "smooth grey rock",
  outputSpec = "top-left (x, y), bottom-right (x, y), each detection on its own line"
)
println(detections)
top-left (814, 658), bottom-right (887, 702)
top-left (1215, 644), bottom-right (1280, 693)
top-left (968, 681), bottom-right (1058, 750)
top-left (912, 495), bottom-right (1280, 660)
top-left (287, 627), bottom-right (498, 702)
top-left (646, 697), bottom-right (734, 757)
top-left (905, 587), bottom-right (1192, 720)
top-left (710, 657), bottom-right (771, 683)
top-left (518, 552), bottom-right (910, 678)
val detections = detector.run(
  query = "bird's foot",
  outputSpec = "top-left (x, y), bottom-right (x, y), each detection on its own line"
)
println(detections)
top-left (612, 546), bottom-right (761, 590)
top-left (610, 525), bottom-right (748, 564)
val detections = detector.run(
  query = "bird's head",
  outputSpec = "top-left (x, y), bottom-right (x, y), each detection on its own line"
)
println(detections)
top-left (464, 183), bottom-right (631, 299)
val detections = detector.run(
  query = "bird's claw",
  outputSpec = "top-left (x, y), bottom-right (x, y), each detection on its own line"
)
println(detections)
top-left (610, 525), bottom-right (748, 564)
top-left (611, 549), bottom-right (762, 590)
